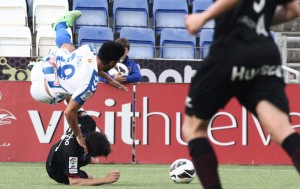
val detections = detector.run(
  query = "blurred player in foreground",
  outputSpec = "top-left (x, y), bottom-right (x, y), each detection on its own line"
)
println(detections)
top-left (183, 0), bottom-right (300, 188)
top-left (30, 10), bottom-right (127, 154)
top-left (99, 38), bottom-right (142, 84)
top-left (46, 109), bottom-right (119, 186)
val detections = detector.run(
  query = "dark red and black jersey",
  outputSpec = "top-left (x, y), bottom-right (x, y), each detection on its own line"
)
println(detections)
top-left (46, 113), bottom-right (96, 184)
top-left (213, 0), bottom-right (293, 42)
top-left (208, 0), bottom-right (294, 64)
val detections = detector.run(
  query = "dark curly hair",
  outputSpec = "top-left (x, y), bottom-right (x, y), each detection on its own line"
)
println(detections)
top-left (85, 132), bottom-right (111, 157)
top-left (97, 41), bottom-right (125, 65)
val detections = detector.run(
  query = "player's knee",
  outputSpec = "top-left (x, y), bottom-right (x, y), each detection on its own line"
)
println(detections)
top-left (258, 116), bottom-right (292, 144)
top-left (182, 122), bottom-right (191, 141)
top-left (182, 117), bottom-right (208, 142)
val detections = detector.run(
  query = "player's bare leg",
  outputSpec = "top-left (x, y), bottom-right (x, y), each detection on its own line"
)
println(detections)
top-left (256, 100), bottom-right (300, 174)
top-left (182, 115), bottom-right (209, 141)
top-left (182, 116), bottom-right (222, 189)
top-left (256, 100), bottom-right (294, 144)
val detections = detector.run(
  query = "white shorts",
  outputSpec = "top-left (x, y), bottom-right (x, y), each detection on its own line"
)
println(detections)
top-left (30, 61), bottom-right (54, 104)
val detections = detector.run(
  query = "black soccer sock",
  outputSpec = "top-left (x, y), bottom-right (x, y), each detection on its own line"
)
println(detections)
top-left (188, 138), bottom-right (222, 189)
top-left (282, 132), bottom-right (300, 174)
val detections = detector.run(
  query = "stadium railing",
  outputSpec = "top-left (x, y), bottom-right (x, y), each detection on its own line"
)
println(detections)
top-left (275, 33), bottom-right (300, 83)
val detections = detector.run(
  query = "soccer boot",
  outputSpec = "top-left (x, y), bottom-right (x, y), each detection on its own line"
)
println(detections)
top-left (52, 10), bottom-right (81, 30)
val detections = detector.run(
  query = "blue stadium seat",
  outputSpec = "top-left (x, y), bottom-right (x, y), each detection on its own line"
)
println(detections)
top-left (192, 0), bottom-right (212, 12)
top-left (78, 26), bottom-right (113, 52)
top-left (113, 0), bottom-right (149, 33)
top-left (160, 28), bottom-right (196, 59)
top-left (120, 27), bottom-right (155, 59)
top-left (33, 0), bottom-right (69, 33)
top-left (187, 0), bottom-right (194, 6)
top-left (73, 0), bottom-right (109, 33)
top-left (153, 0), bottom-right (188, 35)
top-left (193, 0), bottom-right (215, 29)
top-left (199, 28), bottom-right (214, 59)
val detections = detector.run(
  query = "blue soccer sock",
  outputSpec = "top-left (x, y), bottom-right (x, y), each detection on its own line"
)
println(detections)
top-left (55, 22), bottom-right (72, 48)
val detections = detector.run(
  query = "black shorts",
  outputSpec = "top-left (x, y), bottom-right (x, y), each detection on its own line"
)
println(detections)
top-left (185, 58), bottom-right (289, 120)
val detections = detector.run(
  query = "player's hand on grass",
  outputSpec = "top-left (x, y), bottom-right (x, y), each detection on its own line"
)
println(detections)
top-left (105, 170), bottom-right (120, 184)
top-left (90, 157), bottom-right (100, 164)
top-left (185, 14), bottom-right (206, 35)
top-left (76, 134), bottom-right (88, 155)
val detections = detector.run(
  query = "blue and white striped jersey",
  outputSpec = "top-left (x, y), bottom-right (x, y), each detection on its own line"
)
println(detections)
top-left (41, 45), bottom-right (99, 105)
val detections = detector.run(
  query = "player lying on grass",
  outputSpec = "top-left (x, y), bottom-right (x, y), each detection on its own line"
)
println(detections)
top-left (46, 109), bottom-right (120, 186)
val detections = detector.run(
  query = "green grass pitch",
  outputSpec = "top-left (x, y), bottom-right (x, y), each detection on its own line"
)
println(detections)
top-left (0, 163), bottom-right (299, 189)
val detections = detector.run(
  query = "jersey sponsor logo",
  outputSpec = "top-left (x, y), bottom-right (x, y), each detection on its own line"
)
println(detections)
top-left (69, 157), bottom-right (78, 169)
top-left (69, 168), bottom-right (78, 174)
top-left (238, 15), bottom-right (268, 37)
top-left (231, 65), bottom-right (282, 81)
top-left (80, 90), bottom-right (93, 101)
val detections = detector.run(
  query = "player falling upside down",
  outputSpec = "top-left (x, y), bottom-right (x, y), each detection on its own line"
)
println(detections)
top-left (30, 10), bottom-right (127, 154)
top-left (183, 0), bottom-right (300, 189)
top-left (46, 109), bottom-right (120, 186)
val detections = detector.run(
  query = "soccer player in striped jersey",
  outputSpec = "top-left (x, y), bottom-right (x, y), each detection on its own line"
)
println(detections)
top-left (30, 10), bottom-right (126, 154)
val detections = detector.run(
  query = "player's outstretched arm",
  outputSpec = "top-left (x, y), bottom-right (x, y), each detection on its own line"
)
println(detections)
top-left (64, 99), bottom-right (88, 154)
top-left (272, 0), bottom-right (300, 25)
top-left (185, 0), bottom-right (241, 34)
top-left (99, 71), bottom-right (128, 92)
top-left (68, 170), bottom-right (120, 186)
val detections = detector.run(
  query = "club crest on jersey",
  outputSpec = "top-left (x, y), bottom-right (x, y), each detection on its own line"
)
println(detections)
top-left (69, 157), bottom-right (78, 169)
top-left (88, 59), bottom-right (93, 63)
top-left (80, 90), bottom-right (93, 101)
